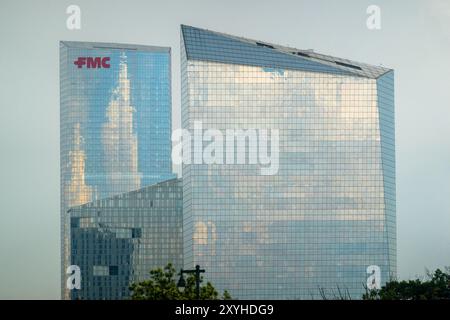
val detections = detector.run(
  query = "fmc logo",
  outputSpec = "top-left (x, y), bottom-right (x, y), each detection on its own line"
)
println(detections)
top-left (74, 57), bottom-right (110, 69)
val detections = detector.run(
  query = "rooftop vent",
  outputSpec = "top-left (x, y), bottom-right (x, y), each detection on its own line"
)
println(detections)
top-left (256, 42), bottom-right (275, 49)
top-left (293, 51), bottom-right (311, 58)
top-left (334, 61), bottom-right (362, 70)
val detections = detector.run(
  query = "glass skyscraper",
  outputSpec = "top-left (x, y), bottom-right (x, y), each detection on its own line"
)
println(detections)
top-left (69, 178), bottom-right (183, 300)
top-left (60, 41), bottom-right (174, 299)
top-left (181, 25), bottom-right (395, 299)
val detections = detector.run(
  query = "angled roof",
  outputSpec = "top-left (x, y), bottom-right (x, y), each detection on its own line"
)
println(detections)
top-left (181, 25), bottom-right (391, 79)
top-left (68, 178), bottom-right (181, 211)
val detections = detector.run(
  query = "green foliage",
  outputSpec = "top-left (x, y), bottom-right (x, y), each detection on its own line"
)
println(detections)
top-left (129, 263), bottom-right (232, 300)
top-left (363, 267), bottom-right (450, 300)
top-left (222, 290), bottom-right (232, 300)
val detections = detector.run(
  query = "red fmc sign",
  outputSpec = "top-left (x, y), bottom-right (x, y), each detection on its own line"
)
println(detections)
top-left (74, 57), bottom-right (110, 69)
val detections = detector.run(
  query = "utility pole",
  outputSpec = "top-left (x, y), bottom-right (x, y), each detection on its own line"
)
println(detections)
top-left (177, 265), bottom-right (205, 299)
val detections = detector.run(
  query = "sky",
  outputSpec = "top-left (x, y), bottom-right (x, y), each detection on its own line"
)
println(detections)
top-left (0, 0), bottom-right (449, 299)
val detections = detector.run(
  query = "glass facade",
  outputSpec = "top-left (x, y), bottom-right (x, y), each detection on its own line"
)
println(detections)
top-left (69, 178), bottom-right (183, 300)
top-left (60, 41), bottom-right (174, 298)
top-left (181, 25), bottom-right (395, 299)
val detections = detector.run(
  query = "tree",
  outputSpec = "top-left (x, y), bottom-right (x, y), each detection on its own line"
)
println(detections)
top-left (363, 267), bottom-right (450, 300)
top-left (129, 263), bottom-right (232, 300)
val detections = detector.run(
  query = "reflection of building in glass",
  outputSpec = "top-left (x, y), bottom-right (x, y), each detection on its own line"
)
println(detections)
top-left (102, 52), bottom-right (142, 195)
top-left (181, 25), bottom-right (395, 299)
top-left (69, 178), bottom-right (183, 300)
top-left (60, 41), bottom-right (174, 299)
top-left (64, 123), bottom-right (94, 208)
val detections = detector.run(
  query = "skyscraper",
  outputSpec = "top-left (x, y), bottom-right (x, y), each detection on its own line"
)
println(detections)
top-left (181, 25), bottom-right (395, 299)
top-left (60, 41), bottom-right (174, 299)
top-left (69, 178), bottom-right (183, 300)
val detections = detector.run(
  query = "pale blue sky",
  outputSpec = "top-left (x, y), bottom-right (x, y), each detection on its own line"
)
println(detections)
top-left (0, 0), bottom-right (449, 299)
